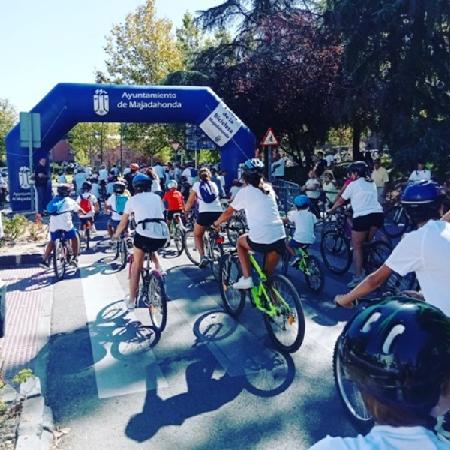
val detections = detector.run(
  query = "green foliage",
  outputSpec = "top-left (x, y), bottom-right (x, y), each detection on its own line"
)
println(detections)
top-left (12, 368), bottom-right (34, 385)
top-left (0, 99), bottom-right (17, 165)
top-left (198, 150), bottom-right (220, 165)
top-left (2, 215), bottom-right (28, 242)
top-left (0, 400), bottom-right (6, 414)
top-left (176, 12), bottom-right (205, 69)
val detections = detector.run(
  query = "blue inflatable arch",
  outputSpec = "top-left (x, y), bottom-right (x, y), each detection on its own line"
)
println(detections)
top-left (6, 83), bottom-right (256, 212)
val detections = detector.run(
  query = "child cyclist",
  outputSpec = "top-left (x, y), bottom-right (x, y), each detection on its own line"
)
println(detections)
top-left (113, 174), bottom-right (168, 310)
top-left (285, 195), bottom-right (317, 262)
top-left (77, 181), bottom-right (99, 235)
top-left (40, 184), bottom-right (86, 268)
top-left (105, 181), bottom-right (129, 241)
top-left (309, 297), bottom-right (450, 449)
top-left (163, 180), bottom-right (185, 242)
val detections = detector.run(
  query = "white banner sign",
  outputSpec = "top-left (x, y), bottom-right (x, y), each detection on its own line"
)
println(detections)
top-left (199, 103), bottom-right (243, 147)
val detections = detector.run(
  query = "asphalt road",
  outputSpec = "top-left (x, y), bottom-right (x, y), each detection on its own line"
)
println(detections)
top-left (40, 220), bottom-right (362, 450)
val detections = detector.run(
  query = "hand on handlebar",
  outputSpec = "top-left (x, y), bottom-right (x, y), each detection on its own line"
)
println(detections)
top-left (335, 294), bottom-right (355, 309)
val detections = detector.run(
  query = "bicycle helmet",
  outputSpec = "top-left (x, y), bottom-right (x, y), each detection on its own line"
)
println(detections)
top-left (82, 181), bottom-right (92, 192)
top-left (348, 161), bottom-right (369, 178)
top-left (401, 181), bottom-right (443, 224)
top-left (294, 195), bottom-right (310, 208)
top-left (338, 296), bottom-right (450, 416)
top-left (57, 184), bottom-right (72, 197)
top-left (132, 173), bottom-right (151, 193)
top-left (130, 163), bottom-right (139, 172)
top-left (243, 158), bottom-right (265, 174)
top-left (113, 181), bottom-right (126, 194)
top-left (167, 180), bottom-right (178, 189)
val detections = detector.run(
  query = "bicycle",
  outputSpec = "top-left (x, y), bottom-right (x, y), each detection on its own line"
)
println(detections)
top-left (226, 210), bottom-right (247, 246)
top-left (114, 231), bottom-right (129, 270)
top-left (79, 218), bottom-right (92, 251)
top-left (129, 251), bottom-right (167, 332)
top-left (167, 212), bottom-right (186, 256)
top-left (219, 250), bottom-right (305, 353)
top-left (52, 229), bottom-right (79, 281)
top-left (382, 202), bottom-right (411, 238)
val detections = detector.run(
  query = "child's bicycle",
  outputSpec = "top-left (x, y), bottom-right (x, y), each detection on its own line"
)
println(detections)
top-left (167, 212), bottom-right (186, 256)
top-left (52, 229), bottom-right (79, 281)
top-left (218, 250), bottom-right (305, 353)
top-left (113, 231), bottom-right (129, 270)
top-left (282, 245), bottom-right (324, 293)
top-left (79, 218), bottom-right (92, 251)
top-left (129, 251), bottom-right (167, 332)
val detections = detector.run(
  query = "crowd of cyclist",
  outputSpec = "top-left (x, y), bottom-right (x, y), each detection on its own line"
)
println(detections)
top-left (41, 154), bottom-right (450, 448)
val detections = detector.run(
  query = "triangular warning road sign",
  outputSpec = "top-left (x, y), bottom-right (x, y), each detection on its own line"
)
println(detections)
top-left (261, 128), bottom-right (279, 147)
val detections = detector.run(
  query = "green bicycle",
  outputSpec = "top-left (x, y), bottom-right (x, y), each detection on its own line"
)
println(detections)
top-left (282, 245), bottom-right (324, 293)
top-left (219, 251), bottom-right (305, 353)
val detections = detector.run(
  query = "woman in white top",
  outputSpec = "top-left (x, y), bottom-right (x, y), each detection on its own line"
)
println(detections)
top-left (213, 159), bottom-right (286, 289)
top-left (409, 161), bottom-right (431, 183)
top-left (114, 173), bottom-right (168, 310)
top-left (185, 167), bottom-right (223, 268)
top-left (328, 161), bottom-right (383, 287)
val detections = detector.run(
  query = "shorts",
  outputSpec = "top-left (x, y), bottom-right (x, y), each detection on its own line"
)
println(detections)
top-left (50, 228), bottom-right (77, 242)
top-left (196, 211), bottom-right (221, 227)
top-left (352, 212), bottom-right (384, 232)
top-left (108, 219), bottom-right (121, 230)
top-left (289, 239), bottom-right (310, 249)
top-left (167, 210), bottom-right (183, 221)
top-left (247, 237), bottom-right (286, 255)
top-left (80, 217), bottom-right (93, 227)
top-left (133, 233), bottom-right (166, 253)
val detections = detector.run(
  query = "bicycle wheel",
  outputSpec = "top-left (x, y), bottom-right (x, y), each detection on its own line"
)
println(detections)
top-left (381, 271), bottom-right (417, 295)
top-left (333, 334), bottom-right (373, 432)
top-left (208, 238), bottom-right (224, 282)
top-left (382, 205), bottom-right (409, 238)
top-left (320, 230), bottom-right (352, 274)
top-left (183, 229), bottom-right (200, 266)
top-left (173, 226), bottom-right (184, 256)
top-left (304, 255), bottom-right (324, 292)
top-left (219, 253), bottom-right (245, 317)
top-left (148, 273), bottom-right (167, 332)
top-left (119, 239), bottom-right (128, 270)
top-left (226, 216), bottom-right (246, 246)
top-left (365, 240), bottom-right (391, 274)
top-left (263, 274), bottom-right (305, 353)
top-left (52, 239), bottom-right (66, 281)
top-left (85, 227), bottom-right (90, 251)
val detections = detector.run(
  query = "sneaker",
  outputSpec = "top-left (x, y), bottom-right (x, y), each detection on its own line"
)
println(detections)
top-left (125, 295), bottom-right (136, 311)
top-left (39, 259), bottom-right (50, 269)
top-left (232, 276), bottom-right (254, 290)
top-left (347, 275), bottom-right (364, 288)
top-left (199, 257), bottom-right (209, 268)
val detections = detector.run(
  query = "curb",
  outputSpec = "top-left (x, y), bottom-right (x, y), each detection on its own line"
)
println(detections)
top-left (0, 253), bottom-right (42, 267)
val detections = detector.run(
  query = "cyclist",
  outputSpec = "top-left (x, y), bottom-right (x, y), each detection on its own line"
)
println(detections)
top-left (162, 180), bottom-right (185, 233)
top-left (309, 298), bottom-right (450, 449)
top-left (213, 159), bottom-right (286, 289)
top-left (105, 181), bottom-right (129, 241)
top-left (124, 163), bottom-right (139, 196)
top-left (335, 181), bottom-right (450, 317)
top-left (113, 173), bottom-right (168, 310)
top-left (285, 195), bottom-right (317, 262)
top-left (77, 181), bottom-right (99, 236)
top-left (185, 167), bottom-right (223, 268)
top-left (40, 184), bottom-right (86, 268)
top-left (328, 161), bottom-right (384, 287)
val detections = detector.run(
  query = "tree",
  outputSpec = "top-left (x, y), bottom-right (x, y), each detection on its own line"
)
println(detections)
top-left (176, 12), bottom-right (205, 69)
top-left (0, 99), bottom-right (17, 164)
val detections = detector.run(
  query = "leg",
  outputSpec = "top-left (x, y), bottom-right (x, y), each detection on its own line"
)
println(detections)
top-left (151, 252), bottom-right (163, 272)
top-left (264, 251), bottom-right (280, 277)
top-left (129, 248), bottom-right (145, 301)
top-left (236, 234), bottom-right (252, 278)
top-left (70, 236), bottom-right (79, 257)
top-left (351, 230), bottom-right (367, 277)
top-left (43, 241), bottom-right (54, 262)
top-left (194, 223), bottom-right (206, 258)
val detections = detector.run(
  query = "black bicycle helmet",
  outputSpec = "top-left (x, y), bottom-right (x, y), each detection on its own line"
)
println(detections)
top-left (57, 184), bottom-right (72, 197)
top-left (132, 173), bottom-right (151, 193)
top-left (401, 181), bottom-right (444, 224)
top-left (338, 297), bottom-right (450, 416)
top-left (82, 181), bottom-right (92, 192)
top-left (113, 181), bottom-right (126, 194)
top-left (348, 161), bottom-right (369, 178)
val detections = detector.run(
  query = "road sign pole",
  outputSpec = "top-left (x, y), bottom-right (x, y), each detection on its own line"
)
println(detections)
top-left (28, 118), bottom-right (35, 213)
top-left (268, 145), bottom-right (272, 182)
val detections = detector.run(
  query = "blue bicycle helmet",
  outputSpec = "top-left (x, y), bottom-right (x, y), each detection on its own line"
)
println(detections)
top-left (132, 173), bottom-right (151, 192)
top-left (401, 181), bottom-right (443, 224)
top-left (243, 158), bottom-right (265, 173)
top-left (294, 195), bottom-right (310, 208)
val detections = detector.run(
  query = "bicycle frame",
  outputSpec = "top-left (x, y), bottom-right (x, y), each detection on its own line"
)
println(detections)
top-left (248, 253), bottom-right (289, 319)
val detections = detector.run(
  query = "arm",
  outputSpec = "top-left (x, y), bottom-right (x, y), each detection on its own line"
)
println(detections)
top-left (185, 190), bottom-right (197, 212)
top-left (329, 196), bottom-right (346, 213)
top-left (335, 265), bottom-right (393, 308)
top-left (113, 213), bottom-right (129, 238)
top-left (213, 206), bottom-right (235, 228)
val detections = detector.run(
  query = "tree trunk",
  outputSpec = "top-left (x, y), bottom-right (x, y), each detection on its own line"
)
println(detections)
top-left (352, 122), bottom-right (362, 161)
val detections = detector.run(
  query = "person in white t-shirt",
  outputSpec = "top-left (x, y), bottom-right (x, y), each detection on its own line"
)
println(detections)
top-left (309, 297), bottom-right (450, 450)
top-left (105, 181), bottom-right (129, 240)
top-left (213, 159), bottom-right (286, 289)
top-left (73, 169), bottom-right (87, 195)
top-left (335, 181), bottom-right (450, 317)
top-left (113, 174), bottom-right (168, 310)
top-left (185, 167), bottom-right (223, 268)
top-left (40, 184), bottom-right (86, 268)
top-left (285, 195), bottom-right (317, 259)
top-left (409, 161), bottom-right (431, 183)
top-left (329, 161), bottom-right (384, 287)
top-left (303, 170), bottom-right (322, 218)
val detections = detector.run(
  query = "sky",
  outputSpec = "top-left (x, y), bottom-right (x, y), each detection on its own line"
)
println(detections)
top-left (0, 0), bottom-right (221, 113)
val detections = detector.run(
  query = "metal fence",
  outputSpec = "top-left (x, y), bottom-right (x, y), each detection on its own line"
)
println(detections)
top-left (272, 179), bottom-right (302, 215)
